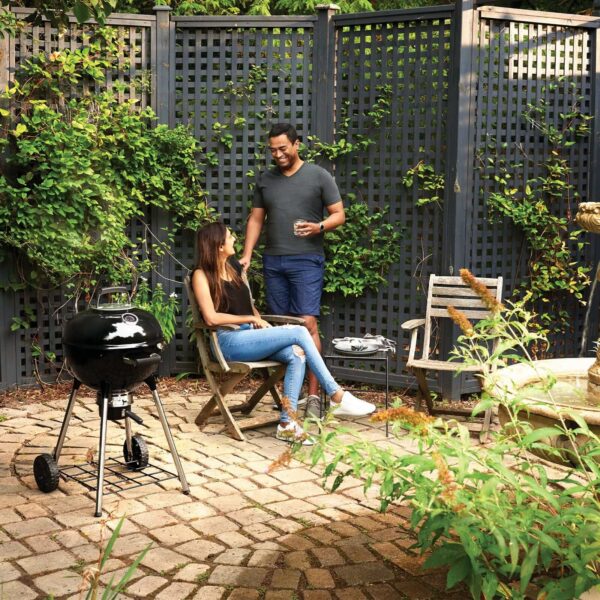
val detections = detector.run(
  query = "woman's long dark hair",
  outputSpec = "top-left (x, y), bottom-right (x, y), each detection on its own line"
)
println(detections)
top-left (195, 221), bottom-right (241, 311)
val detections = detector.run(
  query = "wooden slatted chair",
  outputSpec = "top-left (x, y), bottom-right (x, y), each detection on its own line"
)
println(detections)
top-left (402, 274), bottom-right (503, 441)
top-left (184, 274), bottom-right (304, 442)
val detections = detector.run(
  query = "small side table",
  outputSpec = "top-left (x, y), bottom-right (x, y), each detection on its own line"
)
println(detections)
top-left (322, 348), bottom-right (391, 436)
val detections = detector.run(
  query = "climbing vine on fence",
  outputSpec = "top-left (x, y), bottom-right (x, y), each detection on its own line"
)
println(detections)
top-left (479, 80), bottom-right (591, 337)
top-left (0, 29), bottom-right (212, 305)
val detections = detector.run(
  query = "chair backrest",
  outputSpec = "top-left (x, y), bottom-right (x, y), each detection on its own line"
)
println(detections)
top-left (422, 275), bottom-right (503, 360)
top-left (183, 274), bottom-right (229, 372)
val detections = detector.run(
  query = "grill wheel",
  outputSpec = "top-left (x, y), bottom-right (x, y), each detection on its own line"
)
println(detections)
top-left (123, 434), bottom-right (149, 470)
top-left (33, 453), bottom-right (60, 493)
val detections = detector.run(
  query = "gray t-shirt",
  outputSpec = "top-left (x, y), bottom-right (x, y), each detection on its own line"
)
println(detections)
top-left (253, 163), bottom-right (341, 256)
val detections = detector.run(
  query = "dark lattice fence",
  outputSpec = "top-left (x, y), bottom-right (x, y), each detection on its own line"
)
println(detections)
top-left (1, 5), bottom-right (599, 393)
top-left (0, 10), bottom-right (155, 387)
top-left (322, 8), bottom-right (452, 386)
top-left (471, 7), bottom-right (597, 358)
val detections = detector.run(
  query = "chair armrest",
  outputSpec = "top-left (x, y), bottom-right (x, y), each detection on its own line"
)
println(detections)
top-left (194, 322), bottom-right (239, 331)
top-left (401, 318), bottom-right (425, 331)
top-left (262, 315), bottom-right (306, 325)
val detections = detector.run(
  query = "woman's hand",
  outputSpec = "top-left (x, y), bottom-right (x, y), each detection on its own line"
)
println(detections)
top-left (249, 316), bottom-right (272, 329)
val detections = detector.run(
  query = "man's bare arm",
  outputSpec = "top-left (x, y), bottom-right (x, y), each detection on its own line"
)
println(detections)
top-left (239, 207), bottom-right (266, 271)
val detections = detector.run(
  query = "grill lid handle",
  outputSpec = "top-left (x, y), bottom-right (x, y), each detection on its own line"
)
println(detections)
top-left (97, 286), bottom-right (130, 306)
top-left (123, 353), bottom-right (162, 368)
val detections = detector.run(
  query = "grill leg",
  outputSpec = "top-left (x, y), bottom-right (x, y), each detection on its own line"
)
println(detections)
top-left (145, 376), bottom-right (189, 494)
top-left (124, 416), bottom-right (133, 457)
top-left (53, 379), bottom-right (81, 462)
top-left (95, 386), bottom-right (110, 518)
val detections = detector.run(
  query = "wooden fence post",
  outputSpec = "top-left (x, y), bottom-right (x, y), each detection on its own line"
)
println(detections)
top-left (152, 5), bottom-right (174, 375)
top-left (440, 0), bottom-right (478, 399)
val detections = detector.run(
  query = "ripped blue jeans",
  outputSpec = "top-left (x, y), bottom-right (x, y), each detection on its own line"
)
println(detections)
top-left (216, 324), bottom-right (339, 423)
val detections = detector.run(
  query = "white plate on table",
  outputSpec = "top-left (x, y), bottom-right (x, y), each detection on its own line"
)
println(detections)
top-left (332, 340), bottom-right (380, 356)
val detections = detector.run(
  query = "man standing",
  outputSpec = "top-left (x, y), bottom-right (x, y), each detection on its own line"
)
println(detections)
top-left (240, 123), bottom-right (345, 414)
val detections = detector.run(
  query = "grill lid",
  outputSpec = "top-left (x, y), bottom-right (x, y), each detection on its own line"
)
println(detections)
top-left (63, 287), bottom-right (164, 350)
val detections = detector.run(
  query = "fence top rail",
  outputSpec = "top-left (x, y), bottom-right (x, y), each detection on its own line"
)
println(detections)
top-left (173, 15), bottom-right (316, 28)
top-left (479, 5), bottom-right (600, 28)
top-left (10, 7), bottom-right (156, 26)
top-left (333, 5), bottom-right (453, 25)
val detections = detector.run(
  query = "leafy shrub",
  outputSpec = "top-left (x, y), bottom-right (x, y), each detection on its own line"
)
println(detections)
top-left (300, 273), bottom-right (600, 600)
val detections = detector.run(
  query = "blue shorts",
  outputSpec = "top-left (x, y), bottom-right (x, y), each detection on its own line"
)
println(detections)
top-left (263, 254), bottom-right (325, 317)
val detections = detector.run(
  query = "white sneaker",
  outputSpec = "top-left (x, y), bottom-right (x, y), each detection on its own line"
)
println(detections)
top-left (276, 421), bottom-right (313, 446)
top-left (330, 391), bottom-right (376, 418)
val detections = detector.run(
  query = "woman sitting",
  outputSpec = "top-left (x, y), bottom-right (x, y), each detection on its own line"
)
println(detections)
top-left (192, 222), bottom-right (376, 444)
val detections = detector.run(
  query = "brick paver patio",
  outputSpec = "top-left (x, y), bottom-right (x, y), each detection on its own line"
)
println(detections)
top-left (0, 386), bottom-right (467, 599)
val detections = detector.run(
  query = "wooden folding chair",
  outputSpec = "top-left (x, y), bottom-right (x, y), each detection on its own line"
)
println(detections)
top-left (401, 274), bottom-right (503, 441)
top-left (183, 274), bottom-right (304, 441)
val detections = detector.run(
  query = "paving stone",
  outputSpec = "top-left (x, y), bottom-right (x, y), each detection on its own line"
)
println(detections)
top-left (18, 549), bottom-right (75, 575)
top-left (245, 487), bottom-right (289, 504)
top-left (178, 539), bottom-right (226, 561)
top-left (284, 550), bottom-right (312, 570)
top-left (278, 534), bottom-right (315, 551)
top-left (0, 542), bottom-right (31, 560)
top-left (243, 522), bottom-right (280, 541)
top-left (304, 591), bottom-right (333, 600)
top-left (251, 474), bottom-right (281, 488)
top-left (0, 507), bottom-right (22, 524)
top-left (24, 533), bottom-right (61, 554)
top-left (205, 493), bottom-right (251, 512)
top-left (169, 500), bottom-right (217, 521)
top-left (305, 568), bottom-right (335, 589)
top-left (227, 587), bottom-right (261, 600)
top-left (129, 509), bottom-right (179, 529)
top-left (0, 559), bottom-right (21, 582)
top-left (141, 546), bottom-right (192, 574)
top-left (335, 562), bottom-right (395, 586)
top-left (151, 523), bottom-right (198, 545)
top-left (191, 515), bottom-right (239, 536)
top-left (326, 522), bottom-right (362, 538)
top-left (265, 592), bottom-right (296, 600)
top-left (311, 547), bottom-right (345, 567)
top-left (54, 529), bottom-right (88, 549)
top-left (270, 468), bottom-right (318, 484)
top-left (228, 507), bottom-right (273, 526)
top-left (140, 491), bottom-right (194, 510)
top-left (247, 549), bottom-right (281, 567)
top-left (215, 530), bottom-right (254, 548)
top-left (304, 527), bottom-right (341, 545)
top-left (126, 575), bottom-right (169, 597)
top-left (365, 583), bottom-right (405, 600)
top-left (208, 565), bottom-right (268, 587)
top-left (269, 518), bottom-right (305, 534)
top-left (174, 562), bottom-right (210, 582)
top-left (204, 481), bottom-right (239, 495)
top-left (110, 533), bottom-right (154, 558)
top-left (192, 585), bottom-right (226, 599)
top-left (388, 553), bottom-right (426, 576)
top-left (99, 564), bottom-right (144, 586)
top-left (1, 578), bottom-right (39, 600)
top-left (3, 516), bottom-right (61, 538)
top-left (395, 578), bottom-right (437, 598)
top-left (335, 588), bottom-right (369, 600)
top-left (268, 499), bottom-right (315, 517)
top-left (272, 568), bottom-right (301, 589)
top-left (339, 544), bottom-right (377, 563)
top-left (33, 570), bottom-right (81, 598)
top-left (278, 481), bottom-right (326, 499)
top-left (213, 548), bottom-right (251, 565)
top-left (155, 581), bottom-right (197, 599)
top-left (296, 512), bottom-right (331, 526)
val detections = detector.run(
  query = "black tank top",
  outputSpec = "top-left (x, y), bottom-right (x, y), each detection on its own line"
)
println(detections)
top-left (217, 259), bottom-right (253, 315)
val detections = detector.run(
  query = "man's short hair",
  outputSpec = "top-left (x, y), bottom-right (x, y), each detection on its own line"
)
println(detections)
top-left (268, 123), bottom-right (299, 143)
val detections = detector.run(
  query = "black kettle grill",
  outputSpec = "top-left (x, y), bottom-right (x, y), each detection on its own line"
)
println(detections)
top-left (33, 287), bottom-right (189, 516)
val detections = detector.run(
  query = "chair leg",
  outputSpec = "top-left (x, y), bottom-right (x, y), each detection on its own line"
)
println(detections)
top-left (196, 371), bottom-right (247, 441)
top-left (242, 366), bottom-right (286, 415)
top-left (479, 407), bottom-right (493, 443)
top-left (413, 368), bottom-right (434, 414)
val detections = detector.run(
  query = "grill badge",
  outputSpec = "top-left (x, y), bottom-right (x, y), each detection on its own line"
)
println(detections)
top-left (122, 313), bottom-right (139, 325)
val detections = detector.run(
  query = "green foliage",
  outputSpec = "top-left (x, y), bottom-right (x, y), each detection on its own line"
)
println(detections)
top-left (481, 80), bottom-right (591, 337)
top-left (0, 35), bottom-right (212, 299)
top-left (130, 279), bottom-right (179, 342)
top-left (302, 299), bottom-right (600, 600)
top-left (83, 516), bottom-right (152, 599)
top-left (324, 203), bottom-right (403, 297)
top-left (401, 160), bottom-right (444, 208)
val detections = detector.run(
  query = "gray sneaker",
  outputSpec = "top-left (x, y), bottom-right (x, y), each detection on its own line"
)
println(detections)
top-left (304, 394), bottom-right (322, 420)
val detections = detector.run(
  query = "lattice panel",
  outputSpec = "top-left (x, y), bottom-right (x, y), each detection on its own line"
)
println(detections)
top-left (472, 16), bottom-right (594, 356)
top-left (170, 21), bottom-right (315, 372)
top-left (327, 14), bottom-right (452, 383)
top-left (173, 22), bottom-right (314, 233)
top-left (11, 10), bottom-right (153, 107)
